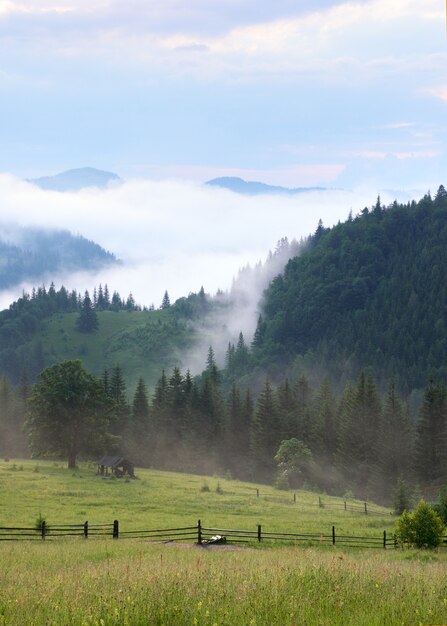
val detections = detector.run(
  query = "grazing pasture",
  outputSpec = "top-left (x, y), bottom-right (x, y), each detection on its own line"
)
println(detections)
top-left (0, 459), bottom-right (392, 536)
top-left (1, 460), bottom-right (447, 625)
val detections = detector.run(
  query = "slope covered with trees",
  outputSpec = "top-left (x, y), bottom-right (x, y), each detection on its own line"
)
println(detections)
top-left (253, 188), bottom-right (447, 395)
top-left (0, 227), bottom-right (118, 289)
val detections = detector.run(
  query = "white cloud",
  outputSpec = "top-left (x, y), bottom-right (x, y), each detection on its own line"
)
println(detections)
top-left (393, 150), bottom-right (439, 160)
top-left (0, 173), bottom-right (403, 310)
top-left (423, 85), bottom-right (447, 102)
top-left (0, 0), bottom-right (443, 81)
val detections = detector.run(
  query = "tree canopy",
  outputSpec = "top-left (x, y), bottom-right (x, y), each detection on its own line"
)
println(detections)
top-left (26, 360), bottom-right (114, 468)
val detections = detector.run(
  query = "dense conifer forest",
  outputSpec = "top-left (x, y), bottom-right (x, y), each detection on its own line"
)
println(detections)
top-left (254, 187), bottom-right (447, 394)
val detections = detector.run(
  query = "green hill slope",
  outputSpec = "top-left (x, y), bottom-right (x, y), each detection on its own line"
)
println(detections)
top-left (40, 310), bottom-right (193, 394)
top-left (253, 189), bottom-right (447, 394)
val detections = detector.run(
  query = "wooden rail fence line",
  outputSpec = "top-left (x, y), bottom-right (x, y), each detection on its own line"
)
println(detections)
top-left (0, 520), bottom-right (406, 549)
top-left (245, 490), bottom-right (390, 516)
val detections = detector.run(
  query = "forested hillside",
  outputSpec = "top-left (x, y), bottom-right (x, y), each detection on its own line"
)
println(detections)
top-left (252, 187), bottom-right (447, 395)
top-left (0, 227), bottom-right (118, 289)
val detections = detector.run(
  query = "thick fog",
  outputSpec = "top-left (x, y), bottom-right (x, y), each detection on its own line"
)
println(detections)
top-left (0, 174), bottom-right (411, 319)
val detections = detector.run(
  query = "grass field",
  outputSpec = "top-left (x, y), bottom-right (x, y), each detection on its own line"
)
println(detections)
top-left (1, 460), bottom-right (447, 625)
top-left (0, 459), bottom-right (393, 535)
top-left (37, 309), bottom-right (196, 394)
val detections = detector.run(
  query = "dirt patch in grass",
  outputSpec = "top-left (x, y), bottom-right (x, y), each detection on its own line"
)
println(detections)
top-left (159, 541), bottom-right (254, 551)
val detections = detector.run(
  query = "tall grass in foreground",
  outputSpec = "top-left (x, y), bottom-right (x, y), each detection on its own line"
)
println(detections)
top-left (1, 541), bottom-right (447, 625)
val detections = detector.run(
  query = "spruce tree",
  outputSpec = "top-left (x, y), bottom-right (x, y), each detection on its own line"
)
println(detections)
top-left (76, 291), bottom-right (99, 333)
top-left (416, 380), bottom-right (447, 483)
top-left (161, 290), bottom-right (171, 309)
top-left (250, 378), bottom-right (280, 482)
top-left (372, 380), bottom-right (414, 500)
top-left (130, 377), bottom-right (152, 465)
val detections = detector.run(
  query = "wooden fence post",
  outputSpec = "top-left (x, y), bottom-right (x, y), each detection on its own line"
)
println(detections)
top-left (256, 489), bottom-right (259, 498)
top-left (344, 501), bottom-right (347, 511)
top-left (293, 493), bottom-right (296, 504)
top-left (319, 496), bottom-right (323, 508)
top-left (84, 521), bottom-right (88, 539)
top-left (364, 502), bottom-right (368, 515)
top-left (258, 524), bottom-right (262, 543)
top-left (113, 519), bottom-right (119, 539)
top-left (197, 519), bottom-right (202, 545)
top-left (383, 530), bottom-right (386, 549)
top-left (332, 526), bottom-right (335, 546)
top-left (41, 520), bottom-right (46, 540)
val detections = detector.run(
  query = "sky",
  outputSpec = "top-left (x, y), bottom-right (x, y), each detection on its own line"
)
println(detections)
top-left (0, 0), bottom-right (446, 311)
top-left (0, 0), bottom-right (445, 188)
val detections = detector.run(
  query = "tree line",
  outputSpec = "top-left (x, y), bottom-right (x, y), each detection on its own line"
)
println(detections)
top-left (2, 351), bottom-right (446, 506)
top-left (0, 283), bottom-right (145, 384)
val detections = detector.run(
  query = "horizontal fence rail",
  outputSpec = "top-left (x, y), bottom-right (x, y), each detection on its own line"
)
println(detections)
top-left (245, 490), bottom-right (391, 516)
top-left (0, 520), bottom-right (418, 549)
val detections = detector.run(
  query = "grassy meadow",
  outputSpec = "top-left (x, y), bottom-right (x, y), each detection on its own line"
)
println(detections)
top-left (38, 309), bottom-right (195, 394)
top-left (1, 460), bottom-right (447, 625)
top-left (0, 459), bottom-right (393, 535)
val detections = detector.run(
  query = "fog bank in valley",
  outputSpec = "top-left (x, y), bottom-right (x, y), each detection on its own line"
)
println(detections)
top-left (0, 173), bottom-right (413, 368)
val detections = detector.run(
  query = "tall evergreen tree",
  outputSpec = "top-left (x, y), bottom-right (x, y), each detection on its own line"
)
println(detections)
top-left (108, 365), bottom-right (129, 440)
top-left (76, 291), bottom-right (99, 333)
top-left (336, 372), bottom-right (381, 496)
top-left (416, 380), bottom-right (447, 483)
top-left (371, 379), bottom-right (415, 500)
top-left (130, 377), bottom-right (152, 465)
top-left (161, 290), bottom-right (171, 309)
top-left (250, 378), bottom-right (280, 482)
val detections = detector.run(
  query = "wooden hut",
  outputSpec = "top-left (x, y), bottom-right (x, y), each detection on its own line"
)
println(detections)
top-left (97, 456), bottom-right (135, 478)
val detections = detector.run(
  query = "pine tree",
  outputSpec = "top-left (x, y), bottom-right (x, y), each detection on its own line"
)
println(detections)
top-left (97, 284), bottom-right (105, 310)
top-left (372, 380), bottom-right (414, 500)
top-left (252, 314), bottom-right (266, 349)
top-left (76, 291), bottom-right (99, 333)
top-left (130, 377), bottom-right (152, 465)
top-left (205, 346), bottom-right (220, 385)
top-left (277, 378), bottom-right (297, 441)
top-left (250, 378), bottom-right (280, 482)
top-left (108, 365), bottom-right (129, 440)
top-left (336, 372), bottom-right (381, 496)
top-left (161, 290), bottom-right (171, 309)
top-left (416, 380), bottom-right (447, 483)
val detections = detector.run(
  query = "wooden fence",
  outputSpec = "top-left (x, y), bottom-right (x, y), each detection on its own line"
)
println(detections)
top-left (247, 489), bottom-right (389, 516)
top-left (0, 520), bottom-right (400, 549)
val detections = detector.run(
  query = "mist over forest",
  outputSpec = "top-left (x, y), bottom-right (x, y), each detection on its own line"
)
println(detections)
top-left (1, 187), bottom-right (447, 504)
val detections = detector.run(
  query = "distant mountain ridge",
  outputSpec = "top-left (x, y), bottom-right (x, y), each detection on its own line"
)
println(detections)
top-left (29, 167), bottom-right (121, 192)
top-left (206, 176), bottom-right (326, 195)
top-left (0, 226), bottom-right (119, 289)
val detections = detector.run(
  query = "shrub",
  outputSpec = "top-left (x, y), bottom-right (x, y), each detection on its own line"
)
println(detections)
top-left (200, 481), bottom-right (210, 493)
top-left (216, 481), bottom-right (223, 494)
top-left (395, 500), bottom-right (444, 549)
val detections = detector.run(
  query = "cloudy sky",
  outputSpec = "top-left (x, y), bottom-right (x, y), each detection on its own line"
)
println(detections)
top-left (0, 0), bottom-right (445, 188)
top-left (0, 0), bottom-right (445, 310)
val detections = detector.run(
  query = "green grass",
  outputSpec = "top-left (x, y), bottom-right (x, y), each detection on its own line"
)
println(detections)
top-left (1, 541), bottom-right (447, 625)
top-left (1, 460), bottom-right (447, 625)
top-left (0, 459), bottom-right (393, 537)
top-left (37, 309), bottom-right (195, 393)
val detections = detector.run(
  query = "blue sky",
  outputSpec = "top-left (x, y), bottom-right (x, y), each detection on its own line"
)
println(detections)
top-left (0, 0), bottom-right (446, 189)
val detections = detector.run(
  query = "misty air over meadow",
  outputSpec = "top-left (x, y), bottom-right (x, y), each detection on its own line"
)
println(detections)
top-left (2, 2), bottom-right (447, 625)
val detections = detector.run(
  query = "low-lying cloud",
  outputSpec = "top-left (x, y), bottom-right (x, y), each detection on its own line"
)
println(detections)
top-left (0, 173), bottom-right (414, 315)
